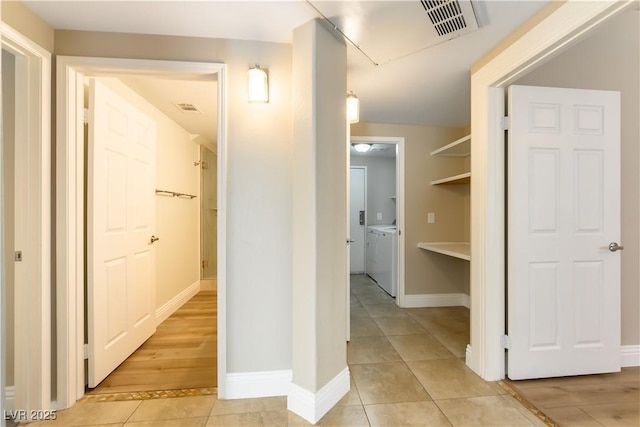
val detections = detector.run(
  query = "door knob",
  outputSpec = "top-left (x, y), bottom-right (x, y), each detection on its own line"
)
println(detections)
top-left (608, 242), bottom-right (624, 252)
top-left (150, 235), bottom-right (160, 244)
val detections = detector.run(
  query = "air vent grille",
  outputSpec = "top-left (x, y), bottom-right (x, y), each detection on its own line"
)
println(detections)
top-left (420, 0), bottom-right (472, 37)
top-left (174, 103), bottom-right (201, 113)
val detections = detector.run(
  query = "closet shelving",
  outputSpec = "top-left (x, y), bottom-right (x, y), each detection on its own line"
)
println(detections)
top-left (418, 134), bottom-right (471, 261)
top-left (430, 134), bottom-right (471, 185)
top-left (417, 242), bottom-right (470, 261)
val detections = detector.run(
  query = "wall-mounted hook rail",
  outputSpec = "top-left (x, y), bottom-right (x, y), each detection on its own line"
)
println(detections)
top-left (155, 189), bottom-right (197, 199)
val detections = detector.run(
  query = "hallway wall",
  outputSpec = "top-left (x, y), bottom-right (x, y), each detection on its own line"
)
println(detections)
top-left (55, 30), bottom-right (294, 374)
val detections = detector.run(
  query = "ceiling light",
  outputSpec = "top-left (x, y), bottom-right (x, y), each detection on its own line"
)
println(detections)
top-left (248, 65), bottom-right (269, 103)
top-left (347, 91), bottom-right (360, 123)
top-left (353, 143), bottom-right (371, 153)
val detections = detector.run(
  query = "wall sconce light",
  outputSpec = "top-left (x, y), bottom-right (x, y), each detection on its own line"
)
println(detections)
top-left (353, 143), bottom-right (371, 153)
top-left (248, 65), bottom-right (269, 103)
top-left (347, 91), bottom-right (360, 123)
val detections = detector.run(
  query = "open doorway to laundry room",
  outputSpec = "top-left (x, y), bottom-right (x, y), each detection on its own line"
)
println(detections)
top-left (347, 136), bottom-right (405, 340)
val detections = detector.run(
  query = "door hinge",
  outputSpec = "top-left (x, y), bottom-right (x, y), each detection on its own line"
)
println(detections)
top-left (14, 251), bottom-right (22, 262)
top-left (83, 343), bottom-right (89, 360)
top-left (202, 260), bottom-right (208, 269)
top-left (501, 116), bottom-right (511, 130)
top-left (501, 334), bottom-right (511, 349)
top-left (83, 108), bottom-right (89, 125)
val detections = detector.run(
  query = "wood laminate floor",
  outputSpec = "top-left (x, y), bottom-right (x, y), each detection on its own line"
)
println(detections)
top-left (88, 290), bottom-right (217, 394)
top-left (506, 367), bottom-right (640, 426)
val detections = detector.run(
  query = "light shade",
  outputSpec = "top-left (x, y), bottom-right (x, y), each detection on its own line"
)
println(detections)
top-left (248, 65), bottom-right (269, 103)
top-left (347, 91), bottom-right (360, 123)
top-left (353, 143), bottom-right (371, 153)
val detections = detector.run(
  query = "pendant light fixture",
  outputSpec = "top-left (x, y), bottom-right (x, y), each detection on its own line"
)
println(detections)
top-left (346, 91), bottom-right (360, 123)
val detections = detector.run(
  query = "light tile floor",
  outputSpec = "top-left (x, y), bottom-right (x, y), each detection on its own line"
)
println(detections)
top-left (22, 274), bottom-right (547, 427)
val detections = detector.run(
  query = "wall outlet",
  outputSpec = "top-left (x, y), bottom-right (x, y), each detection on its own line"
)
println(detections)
top-left (427, 212), bottom-right (435, 224)
top-left (377, 212), bottom-right (382, 220)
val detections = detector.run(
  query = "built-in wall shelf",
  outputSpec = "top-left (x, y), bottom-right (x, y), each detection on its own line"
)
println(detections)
top-left (418, 242), bottom-right (470, 261)
top-left (430, 134), bottom-right (471, 157)
top-left (431, 172), bottom-right (471, 186)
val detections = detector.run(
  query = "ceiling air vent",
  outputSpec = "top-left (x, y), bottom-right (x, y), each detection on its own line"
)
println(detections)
top-left (420, 0), bottom-right (479, 38)
top-left (174, 103), bottom-right (201, 114)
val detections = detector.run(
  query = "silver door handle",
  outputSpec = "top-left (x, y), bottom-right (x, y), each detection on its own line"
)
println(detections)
top-left (347, 239), bottom-right (355, 244)
top-left (150, 235), bottom-right (160, 244)
top-left (608, 242), bottom-right (624, 252)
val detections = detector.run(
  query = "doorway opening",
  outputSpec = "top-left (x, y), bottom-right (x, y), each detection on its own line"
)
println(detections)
top-left (80, 75), bottom-right (218, 395)
top-left (55, 57), bottom-right (227, 409)
top-left (347, 136), bottom-right (405, 331)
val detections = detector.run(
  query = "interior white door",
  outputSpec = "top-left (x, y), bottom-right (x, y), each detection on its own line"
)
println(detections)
top-left (87, 79), bottom-right (157, 387)
top-left (350, 167), bottom-right (366, 273)
top-left (507, 84), bottom-right (621, 380)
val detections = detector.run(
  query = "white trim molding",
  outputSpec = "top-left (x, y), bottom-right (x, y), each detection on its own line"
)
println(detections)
top-left (155, 281), bottom-right (201, 325)
top-left (5, 387), bottom-right (15, 411)
top-left (402, 293), bottom-right (470, 308)
top-left (1, 22), bottom-right (52, 413)
top-left (469, 0), bottom-right (635, 381)
top-left (621, 345), bottom-right (640, 367)
top-left (225, 370), bottom-right (292, 399)
top-left (287, 367), bottom-right (350, 424)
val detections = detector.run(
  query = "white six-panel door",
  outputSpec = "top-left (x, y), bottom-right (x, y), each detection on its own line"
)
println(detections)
top-left (87, 79), bottom-right (157, 387)
top-left (350, 167), bottom-right (366, 273)
top-left (507, 85), bottom-right (621, 380)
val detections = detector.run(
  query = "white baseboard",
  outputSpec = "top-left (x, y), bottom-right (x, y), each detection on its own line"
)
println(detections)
top-left (155, 280), bottom-right (200, 325)
top-left (288, 367), bottom-right (350, 424)
top-left (465, 344), bottom-right (473, 367)
top-left (225, 370), bottom-right (292, 399)
top-left (402, 293), bottom-right (470, 308)
top-left (621, 345), bottom-right (640, 367)
top-left (5, 386), bottom-right (14, 410)
top-left (461, 293), bottom-right (470, 308)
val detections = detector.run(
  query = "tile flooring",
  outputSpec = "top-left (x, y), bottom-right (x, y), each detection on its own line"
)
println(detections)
top-left (22, 274), bottom-right (545, 426)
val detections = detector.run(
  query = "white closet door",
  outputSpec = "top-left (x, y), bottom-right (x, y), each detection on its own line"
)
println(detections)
top-left (87, 79), bottom-right (157, 387)
top-left (507, 84), bottom-right (621, 380)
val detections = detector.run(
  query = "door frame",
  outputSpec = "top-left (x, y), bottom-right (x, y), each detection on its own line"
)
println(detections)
top-left (0, 23), bottom-right (51, 413)
top-left (349, 165), bottom-right (367, 274)
top-left (55, 56), bottom-right (228, 408)
top-left (468, 0), bottom-right (634, 380)
top-left (349, 136), bottom-right (405, 306)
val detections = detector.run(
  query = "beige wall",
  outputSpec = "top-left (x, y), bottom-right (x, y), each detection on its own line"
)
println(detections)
top-left (292, 19), bottom-right (347, 394)
top-left (2, 48), bottom-right (16, 388)
top-left (55, 31), bottom-right (294, 373)
top-left (351, 122), bottom-right (470, 295)
top-left (1, 1), bottom-right (53, 52)
top-left (350, 155), bottom-right (397, 226)
top-left (95, 77), bottom-right (201, 311)
top-left (515, 8), bottom-right (639, 346)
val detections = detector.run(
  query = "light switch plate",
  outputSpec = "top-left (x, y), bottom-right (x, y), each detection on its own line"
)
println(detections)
top-left (377, 212), bottom-right (382, 220)
top-left (428, 212), bottom-right (435, 224)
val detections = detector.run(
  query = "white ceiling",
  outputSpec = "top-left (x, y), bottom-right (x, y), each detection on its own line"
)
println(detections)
top-left (120, 77), bottom-right (218, 151)
top-left (25, 0), bottom-right (550, 130)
